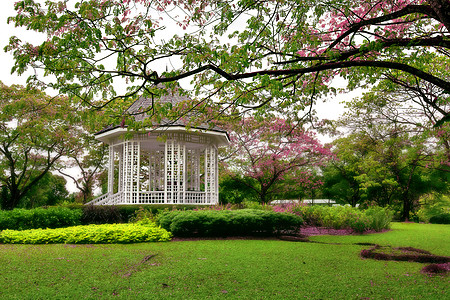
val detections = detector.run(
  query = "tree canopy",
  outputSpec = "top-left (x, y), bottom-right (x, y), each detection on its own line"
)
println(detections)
top-left (6, 0), bottom-right (449, 125)
top-left (222, 117), bottom-right (332, 203)
top-left (0, 82), bottom-right (79, 209)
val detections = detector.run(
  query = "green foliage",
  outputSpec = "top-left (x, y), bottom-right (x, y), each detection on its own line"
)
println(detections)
top-left (0, 222), bottom-right (172, 244)
top-left (321, 163), bottom-right (362, 207)
top-left (429, 214), bottom-right (450, 224)
top-left (279, 204), bottom-right (393, 233)
top-left (156, 209), bottom-right (303, 237)
top-left (6, 0), bottom-right (449, 133)
top-left (0, 82), bottom-right (81, 210)
top-left (129, 206), bottom-right (155, 223)
top-left (80, 204), bottom-right (209, 224)
top-left (0, 207), bottom-right (82, 231)
top-left (81, 205), bottom-right (125, 224)
top-left (20, 173), bottom-right (69, 208)
top-left (365, 206), bottom-right (395, 232)
top-left (416, 193), bottom-right (450, 223)
top-left (218, 174), bottom-right (259, 204)
top-left (241, 201), bottom-right (273, 210)
top-left (327, 132), bottom-right (449, 220)
top-left (63, 204), bottom-right (217, 224)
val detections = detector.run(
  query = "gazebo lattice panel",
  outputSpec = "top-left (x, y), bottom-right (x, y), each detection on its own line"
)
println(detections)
top-left (87, 92), bottom-right (228, 206)
top-left (87, 131), bottom-right (226, 206)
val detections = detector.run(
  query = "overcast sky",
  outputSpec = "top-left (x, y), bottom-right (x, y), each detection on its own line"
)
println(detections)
top-left (1, 2), bottom-right (32, 86)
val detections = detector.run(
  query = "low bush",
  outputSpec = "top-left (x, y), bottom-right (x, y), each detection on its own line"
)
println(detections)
top-left (416, 193), bottom-right (450, 223)
top-left (77, 204), bottom-right (210, 224)
top-left (365, 206), bottom-right (394, 231)
top-left (81, 205), bottom-right (125, 224)
top-left (273, 203), bottom-right (393, 233)
top-left (0, 207), bottom-right (82, 231)
top-left (429, 213), bottom-right (450, 224)
top-left (156, 209), bottom-right (303, 237)
top-left (0, 221), bottom-right (172, 244)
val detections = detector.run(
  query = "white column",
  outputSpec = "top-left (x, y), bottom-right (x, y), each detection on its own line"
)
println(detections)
top-left (204, 145), bottom-right (218, 204)
top-left (122, 141), bottom-right (140, 204)
top-left (164, 140), bottom-right (186, 204)
top-left (195, 149), bottom-right (201, 191)
top-left (118, 146), bottom-right (123, 193)
top-left (213, 145), bottom-right (219, 204)
top-left (164, 141), bottom-right (170, 204)
top-left (107, 145), bottom-right (114, 194)
top-left (181, 143), bottom-right (186, 203)
top-left (205, 147), bottom-right (210, 203)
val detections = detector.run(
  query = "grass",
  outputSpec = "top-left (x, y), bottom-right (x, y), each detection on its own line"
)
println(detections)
top-left (0, 222), bottom-right (448, 299)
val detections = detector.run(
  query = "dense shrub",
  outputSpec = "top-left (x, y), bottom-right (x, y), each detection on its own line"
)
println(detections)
top-left (156, 209), bottom-right (303, 237)
top-left (0, 221), bottom-right (172, 244)
top-left (81, 205), bottom-right (125, 224)
top-left (0, 207), bottom-right (82, 231)
top-left (429, 214), bottom-right (450, 224)
top-left (273, 203), bottom-right (393, 233)
top-left (76, 204), bottom-right (209, 224)
top-left (365, 207), bottom-right (395, 231)
top-left (416, 193), bottom-right (450, 223)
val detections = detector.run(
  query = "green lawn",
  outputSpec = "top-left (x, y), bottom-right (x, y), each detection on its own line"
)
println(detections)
top-left (0, 222), bottom-right (448, 299)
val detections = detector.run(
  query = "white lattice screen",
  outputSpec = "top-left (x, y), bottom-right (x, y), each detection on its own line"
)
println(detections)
top-left (89, 131), bottom-right (225, 205)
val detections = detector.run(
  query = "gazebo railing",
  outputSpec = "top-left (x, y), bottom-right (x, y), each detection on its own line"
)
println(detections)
top-left (87, 191), bottom-right (217, 205)
top-left (85, 192), bottom-right (124, 206)
top-left (135, 191), bottom-right (165, 204)
top-left (85, 193), bottom-right (110, 205)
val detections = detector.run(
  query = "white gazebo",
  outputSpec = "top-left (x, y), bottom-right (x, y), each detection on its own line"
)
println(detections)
top-left (87, 92), bottom-right (229, 205)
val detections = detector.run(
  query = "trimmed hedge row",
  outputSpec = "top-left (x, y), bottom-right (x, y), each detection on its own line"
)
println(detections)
top-left (156, 209), bottom-right (303, 237)
top-left (429, 214), bottom-right (450, 224)
top-left (0, 221), bottom-right (172, 244)
top-left (68, 204), bottom-right (208, 224)
top-left (0, 205), bottom-right (206, 231)
top-left (0, 207), bottom-right (82, 231)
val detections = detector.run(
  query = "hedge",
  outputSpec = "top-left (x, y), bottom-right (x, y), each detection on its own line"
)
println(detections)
top-left (65, 204), bottom-right (209, 224)
top-left (156, 209), bottom-right (303, 237)
top-left (429, 214), bottom-right (450, 224)
top-left (0, 221), bottom-right (172, 244)
top-left (274, 204), bottom-right (393, 233)
top-left (0, 205), bottom-right (213, 231)
top-left (0, 207), bottom-right (82, 231)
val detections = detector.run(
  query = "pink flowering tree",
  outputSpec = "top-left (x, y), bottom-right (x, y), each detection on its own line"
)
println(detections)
top-left (5, 0), bottom-right (449, 126)
top-left (222, 118), bottom-right (333, 204)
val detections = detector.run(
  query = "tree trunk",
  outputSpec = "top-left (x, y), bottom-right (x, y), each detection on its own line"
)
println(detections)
top-left (2, 188), bottom-right (20, 210)
top-left (429, 0), bottom-right (450, 32)
top-left (260, 192), bottom-right (267, 205)
top-left (402, 193), bottom-right (411, 221)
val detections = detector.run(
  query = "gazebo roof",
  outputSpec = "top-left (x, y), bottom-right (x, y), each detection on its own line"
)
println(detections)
top-left (95, 89), bottom-right (229, 145)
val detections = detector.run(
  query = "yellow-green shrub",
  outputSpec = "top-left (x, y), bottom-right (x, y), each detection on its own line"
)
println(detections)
top-left (0, 222), bottom-right (171, 244)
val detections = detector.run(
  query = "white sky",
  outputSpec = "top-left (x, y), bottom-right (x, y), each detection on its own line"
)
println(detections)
top-left (0, 1), bottom-right (357, 193)
top-left (1, 2), bottom-right (27, 86)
